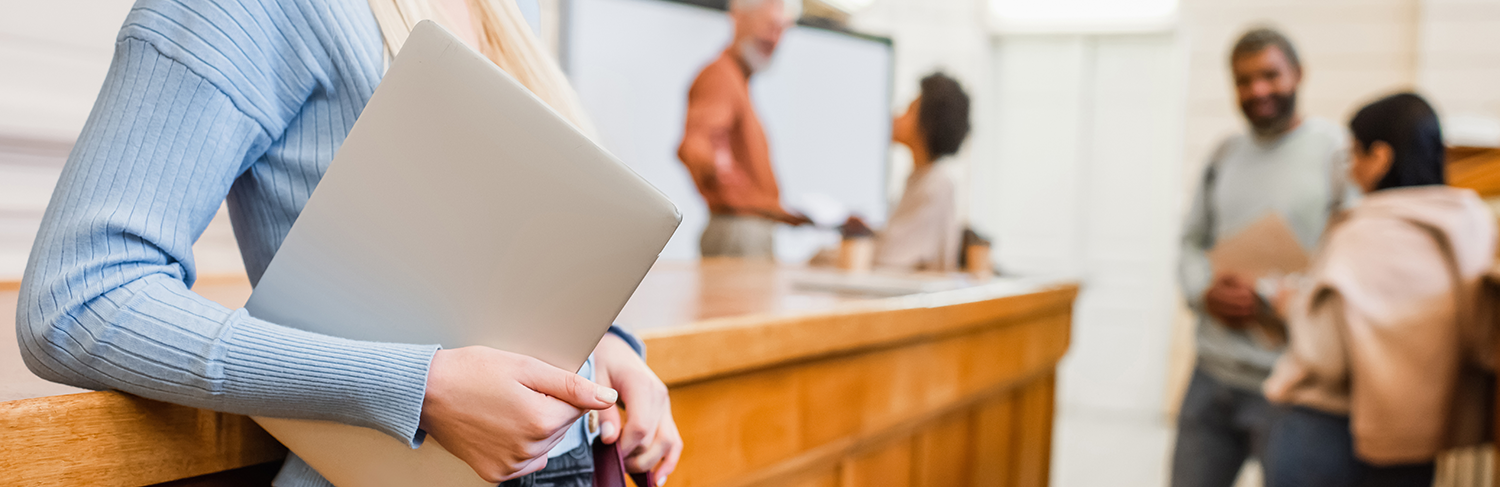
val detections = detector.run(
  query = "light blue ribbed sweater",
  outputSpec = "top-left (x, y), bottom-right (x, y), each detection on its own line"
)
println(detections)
top-left (15, 1), bottom-right (625, 485)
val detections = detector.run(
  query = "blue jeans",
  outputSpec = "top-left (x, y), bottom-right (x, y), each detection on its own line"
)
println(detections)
top-left (1170, 367), bottom-right (1277, 487)
top-left (499, 443), bottom-right (595, 487)
top-left (1264, 406), bottom-right (1434, 487)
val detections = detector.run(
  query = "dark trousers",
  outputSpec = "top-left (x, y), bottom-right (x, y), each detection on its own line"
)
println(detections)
top-left (1170, 367), bottom-right (1277, 487)
top-left (1264, 406), bottom-right (1434, 487)
top-left (499, 443), bottom-right (595, 487)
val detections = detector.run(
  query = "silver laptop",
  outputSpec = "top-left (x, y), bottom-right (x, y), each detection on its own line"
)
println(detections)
top-left (244, 20), bottom-right (679, 486)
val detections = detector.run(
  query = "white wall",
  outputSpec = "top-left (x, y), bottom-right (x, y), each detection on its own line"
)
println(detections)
top-left (851, 1), bottom-right (1189, 485)
top-left (0, 0), bottom-right (244, 281)
top-left (851, 0), bottom-right (1187, 418)
top-left (990, 34), bottom-right (1188, 487)
top-left (1418, 0), bottom-right (1500, 145)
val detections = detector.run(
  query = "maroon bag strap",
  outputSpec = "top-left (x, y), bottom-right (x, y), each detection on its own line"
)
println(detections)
top-left (592, 440), bottom-right (656, 487)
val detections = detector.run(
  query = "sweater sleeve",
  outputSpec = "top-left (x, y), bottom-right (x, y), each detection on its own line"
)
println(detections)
top-left (16, 38), bottom-right (437, 446)
top-left (607, 325), bottom-right (646, 359)
top-left (1179, 145), bottom-right (1228, 312)
top-left (677, 65), bottom-right (737, 194)
top-left (1178, 179), bottom-right (1213, 310)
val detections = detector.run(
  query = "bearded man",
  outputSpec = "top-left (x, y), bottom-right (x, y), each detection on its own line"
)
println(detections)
top-left (677, 0), bottom-right (811, 260)
top-left (1170, 28), bottom-right (1354, 487)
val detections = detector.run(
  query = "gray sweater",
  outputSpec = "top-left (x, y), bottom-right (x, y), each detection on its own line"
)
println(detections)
top-left (1179, 117), bottom-right (1351, 391)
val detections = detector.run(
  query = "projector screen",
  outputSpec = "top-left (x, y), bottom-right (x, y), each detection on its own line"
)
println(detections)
top-left (565, 0), bottom-right (894, 261)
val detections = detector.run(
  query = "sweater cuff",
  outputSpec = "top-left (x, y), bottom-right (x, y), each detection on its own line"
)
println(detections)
top-left (220, 310), bottom-right (439, 446)
top-left (271, 454), bottom-right (334, 487)
top-left (607, 324), bottom-right (646, 360)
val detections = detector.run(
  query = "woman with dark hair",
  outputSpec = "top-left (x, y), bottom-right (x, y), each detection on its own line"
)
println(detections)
top-left (844, 72), bottom-right (972, 271)
top-left (1261, 93), bottom-right (1496, 486)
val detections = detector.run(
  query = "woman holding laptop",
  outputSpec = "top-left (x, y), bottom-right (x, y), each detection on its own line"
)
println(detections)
top-left (14, 0), bottom-right (680, 485)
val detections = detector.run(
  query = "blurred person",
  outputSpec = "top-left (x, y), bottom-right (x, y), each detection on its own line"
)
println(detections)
top-left (678, 0), bottom-right (811, 260)
top-left (1262, 93), bottom-right (1495, 487)
top-left (843, 72), bottom-right (971, 272)
top-left (1172, 27), bottom-right (1353, 487)
top-left (15, 1), bottom-right (681, 486)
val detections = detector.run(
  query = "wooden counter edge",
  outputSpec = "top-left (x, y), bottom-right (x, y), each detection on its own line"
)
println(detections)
top-left (641, 282), bottom-right (1080, 386)
top-left (0, 391), bottom-right (285, 487)
top-left (0, 281), bottom-right (1076, 486)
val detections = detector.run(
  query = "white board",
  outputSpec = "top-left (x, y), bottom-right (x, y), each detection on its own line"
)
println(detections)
top-left (566, 0), bottom-right (893, 261)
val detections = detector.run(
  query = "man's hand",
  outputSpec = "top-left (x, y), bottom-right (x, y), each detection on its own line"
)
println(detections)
top-left (593, 334), bottom-right (683, 486)
top-left (1204, 274), bottom-right (1256, 328)
top-left (758, 208), bottom-right (812, 226)
top-left (841, 215), bottom-right (874, 238)
top-left (420, 347), bottom-right (616, 483)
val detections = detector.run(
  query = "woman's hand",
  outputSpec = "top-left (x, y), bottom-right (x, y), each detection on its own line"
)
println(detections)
top-left (1270, 274), bottom-right (1307, 318)
top-left (420, 347), bottom-right (617, 483)
top-left (593, 333), bottom-right (684, 485)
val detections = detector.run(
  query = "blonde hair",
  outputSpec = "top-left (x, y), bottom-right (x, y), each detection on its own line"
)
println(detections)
top-left (367, 0), bottom-right (596, 137)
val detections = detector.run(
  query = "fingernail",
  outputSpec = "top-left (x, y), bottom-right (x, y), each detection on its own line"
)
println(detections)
top-left (658, 474), bottom-right (668, 486)
top-left (600, 421), bottom-right (617, 440)
top-left (596, 386), bottom-right (618, 404)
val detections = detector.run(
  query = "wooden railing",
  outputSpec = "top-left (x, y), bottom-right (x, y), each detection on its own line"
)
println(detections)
top-left (1450, 146), bottom-right (1500, 199)
top-left (1446, 146), bottom-right (1500, 487)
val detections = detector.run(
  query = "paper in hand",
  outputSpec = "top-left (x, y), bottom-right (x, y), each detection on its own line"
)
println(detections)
top-left (1207, 212), bottom-right (1310, 279)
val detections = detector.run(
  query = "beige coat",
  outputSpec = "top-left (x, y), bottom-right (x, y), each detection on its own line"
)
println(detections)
top-left (1265, 186), bottom-right (1497, 464)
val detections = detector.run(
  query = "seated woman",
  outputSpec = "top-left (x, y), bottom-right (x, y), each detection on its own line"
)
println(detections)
top-left (1262, 93), bottom-right (1497, 487)
top-left (845, 72), bottom-right (972, 272)
top-left (15, 1), bottom-right (679, 486)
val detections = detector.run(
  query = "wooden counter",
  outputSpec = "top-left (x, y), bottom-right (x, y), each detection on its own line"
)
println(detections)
top-left (1, 260), bottom-right (1078, 486)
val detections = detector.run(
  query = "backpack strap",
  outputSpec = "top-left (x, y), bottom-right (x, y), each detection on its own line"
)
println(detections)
top-left (1199, 145), bottom-right (1227, 250)
top-left (1400, 218), bottom-right (1493, 370)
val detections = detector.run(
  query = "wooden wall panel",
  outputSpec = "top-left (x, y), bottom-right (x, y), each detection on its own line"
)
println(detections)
top-left (672, 311), bottom-right (1070, 487)
top-left (843, 437), bottom-right (913, 487)
top-left (912, 411), bottom-right (973, 487)
top-left (776, 465), bottom-right (842, 487)
top-left (970, 394), bottom-right (1018, 487)
top-left (1014, 377), bottom-right (1057, 487)
top-left (667, 368), bottom-right (807, 486)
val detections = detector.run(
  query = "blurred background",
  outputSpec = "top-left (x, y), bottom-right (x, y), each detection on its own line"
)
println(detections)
top-left (2, 0), bottom-right (1498, 485)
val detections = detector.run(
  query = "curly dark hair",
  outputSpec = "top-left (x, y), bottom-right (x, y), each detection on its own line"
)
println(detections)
top-left (918, 73), bottom-right (971, 159)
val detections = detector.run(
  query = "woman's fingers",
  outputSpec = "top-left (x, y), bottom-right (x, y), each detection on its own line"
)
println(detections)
top-left (420, 347), bottom-right (607, 482)
top-left (518, 357), bottom-right (617, 411)
top-left (598, 405), bottom-right (623, 444)
top-left (627, 413), bottom-right (684, 481)
top-left (618, 385), bottom-right (664, 454)
top-left (654, 418), bottom-right (684, 485)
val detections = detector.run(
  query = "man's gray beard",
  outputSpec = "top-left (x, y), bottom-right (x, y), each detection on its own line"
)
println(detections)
top-left (738, 40), bottom-right (772, 73)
